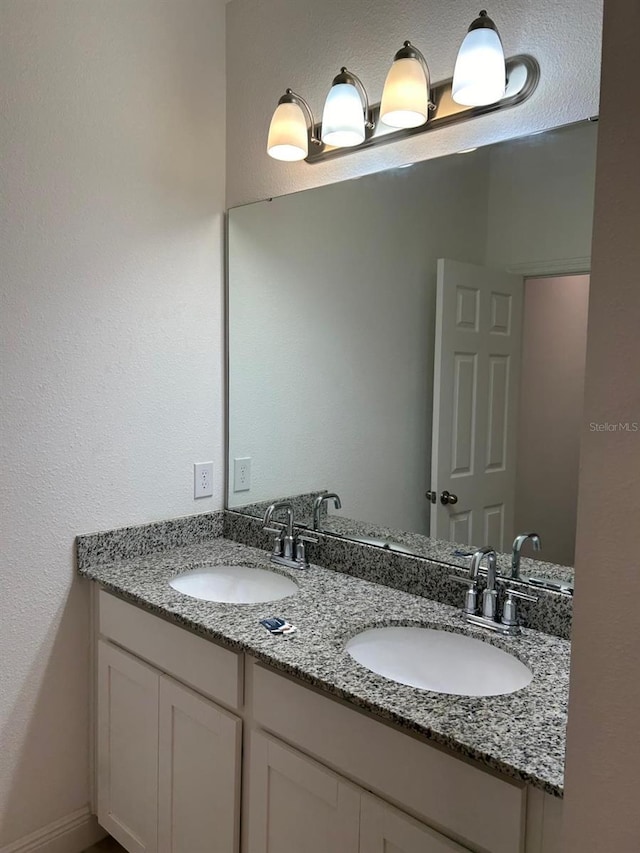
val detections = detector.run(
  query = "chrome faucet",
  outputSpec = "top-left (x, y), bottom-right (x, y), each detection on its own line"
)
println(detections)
top-left (511, 532), bottom-right (541, 579)
top-left (263, 501), bottom-right (318, 570)
top-left (450, 546), bottom-right (495, 618)
top-left (263, 501), bottom-right (295, 562)
top-left (471, 546), bottom-right (498, 621)
top-left (450, 545), bottom-right (537, 635)
top-left (312, 492), bottom-right (342, 531)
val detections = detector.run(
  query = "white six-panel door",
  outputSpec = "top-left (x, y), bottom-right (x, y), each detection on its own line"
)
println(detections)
top-left (431, 258), bottom-right (524, 551)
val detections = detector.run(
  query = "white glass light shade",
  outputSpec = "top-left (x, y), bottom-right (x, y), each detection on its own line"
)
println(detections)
top-left (267, 101), bottom-right (308, 161)
top-left (380, 57), bottom-right (429, 128)
top-left (452, 27), bottom-right (506, 107)
top-left (321, 83), bottom-right (365, 147)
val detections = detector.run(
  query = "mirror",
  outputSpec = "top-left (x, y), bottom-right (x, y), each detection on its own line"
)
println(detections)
top-left (227, 121), bottom-right (597, 577)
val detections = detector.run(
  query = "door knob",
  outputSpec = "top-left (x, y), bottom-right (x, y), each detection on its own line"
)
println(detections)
top-left (440, 490), bottom-right (458, 505)
top-left (425, 490), bottom-right (437, 504)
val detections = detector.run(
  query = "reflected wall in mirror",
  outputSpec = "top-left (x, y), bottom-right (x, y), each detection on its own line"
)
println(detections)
top-left (227, 121), bottom-right (597, 574)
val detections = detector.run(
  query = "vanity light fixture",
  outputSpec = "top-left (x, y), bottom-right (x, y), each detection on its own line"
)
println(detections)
top-left (452, 10), bottom-right (506, 107)
top-left (380, 41), bottom-right (434, 129)
top-left (267, 13), bottom-right (538, 165)
top-left (267, 89), bottom-right (320, 161)
top-left (321, 68), bottom-right (374, 148)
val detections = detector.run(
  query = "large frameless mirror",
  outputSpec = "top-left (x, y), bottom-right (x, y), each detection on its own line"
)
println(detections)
top-left (227, 120), bottom-right (598, 580)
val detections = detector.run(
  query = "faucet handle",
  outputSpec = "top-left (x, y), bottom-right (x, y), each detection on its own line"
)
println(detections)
top-left (496, 575), bottom-right (538, 597)
top-left (501, 587), bottom-right (538, 629)
top-left (294, 532), bottom-right (318, 568)
top-left (449, 574), bottom-right (478, 616)
top-left (263, 525), bottom-right (284, 557)
top-left (504, 587), bottom-right (538, 603)
top-left (449, 573), bottom-right (475, 585)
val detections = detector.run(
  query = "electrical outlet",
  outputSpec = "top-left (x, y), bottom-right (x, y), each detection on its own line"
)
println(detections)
top-left (234, 457), bottom-right (251, 493)
top-left (194, 462), bottom-right (214, 499)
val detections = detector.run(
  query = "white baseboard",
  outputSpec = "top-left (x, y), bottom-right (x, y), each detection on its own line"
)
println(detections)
top-left (1, 806), bottom-right (105, 853)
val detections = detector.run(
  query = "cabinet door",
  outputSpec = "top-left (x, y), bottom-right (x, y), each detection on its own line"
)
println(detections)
top-left (158, 676), bottom-right (242, 853)
top-left (246, 731), bottom-right (360, 853)
top-left (360, 794), bottom-right (472, 853)
top-left (97, 640), bottom-right (159, 853)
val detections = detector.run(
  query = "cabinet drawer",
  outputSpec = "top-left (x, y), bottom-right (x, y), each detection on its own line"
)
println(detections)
top-left (251, 662), bottom-right (525, 853)
top-left (99, 590), bottom-right (242, 711)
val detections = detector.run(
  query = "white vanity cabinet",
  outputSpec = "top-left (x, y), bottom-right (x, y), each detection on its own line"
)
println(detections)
top-left (157, 677), bottom-right (241, 853)
top-left (360, 795), bottom-right (473, 853)
top-left (93, 590), bottom-right (562, 853)
top-left (246, 731), bottom-right (472, 853)
top-left (96, 593), bottom-right (243, 853)
top-left (246, 732), bottom-right (361, 852)
top-left (97, 641), bottom-right (161, 853)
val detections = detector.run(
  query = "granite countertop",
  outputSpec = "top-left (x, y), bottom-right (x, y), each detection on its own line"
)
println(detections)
top-left (79, 536), bottom-right (569, 797)
top-left (232, 490), bottom-right (575, 586)
top-left (313, 515), bottom-right (576, 586)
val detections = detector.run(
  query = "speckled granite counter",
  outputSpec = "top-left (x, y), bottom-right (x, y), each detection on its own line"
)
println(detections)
top-left (232, 494), bottom-right (575, 586)
top-left (225, 511), bottom-right (573, 640)
top-left (78, 530), bottom-right (569, 797)
top-left (304, 514), bottom-right (575, 586)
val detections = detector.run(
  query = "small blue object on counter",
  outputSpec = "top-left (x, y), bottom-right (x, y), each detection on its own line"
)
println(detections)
top-left (260, 617), bottom-right (297, 635)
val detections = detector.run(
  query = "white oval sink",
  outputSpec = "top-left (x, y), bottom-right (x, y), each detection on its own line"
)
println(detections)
top-left (345, 626), bottom-right (533, 697)
top-left (169, 565), bottom-right (298, 604)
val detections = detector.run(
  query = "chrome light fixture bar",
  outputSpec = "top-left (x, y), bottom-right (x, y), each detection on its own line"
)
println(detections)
top-left (305, 54), bottom-right (539, 164)
top-left (266, 10), bottom-right (538, 165)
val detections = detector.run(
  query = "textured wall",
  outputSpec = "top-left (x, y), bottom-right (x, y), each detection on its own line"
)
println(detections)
top-left (227, 123), bottom-right (597, 540)
top-left (563, 1), bottom-right (640, 849)
top-left (226, 0), bottom-right (602, 207)
top-left (515, 275), bottom-right (590, 566)
top-left (0, 1), bottom-right (226, 846)
top-left (485, 122), bottom-right (597, 271)
top-left (227, 154), bottom-right (489, 532)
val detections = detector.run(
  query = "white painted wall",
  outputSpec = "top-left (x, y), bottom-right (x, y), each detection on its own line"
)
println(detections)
top-left (228, 156), bottom-right (489, 531)
top-left (563, 2), bottom-right (640, 848)
top-left (515, 276), bottom-right (590, 567)
top-left (0, 2), bottom-right (226, 847)
top-left (485, 124), bottom-right (597, 272)
top-left (226, 0), bottom-right (602, 207)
